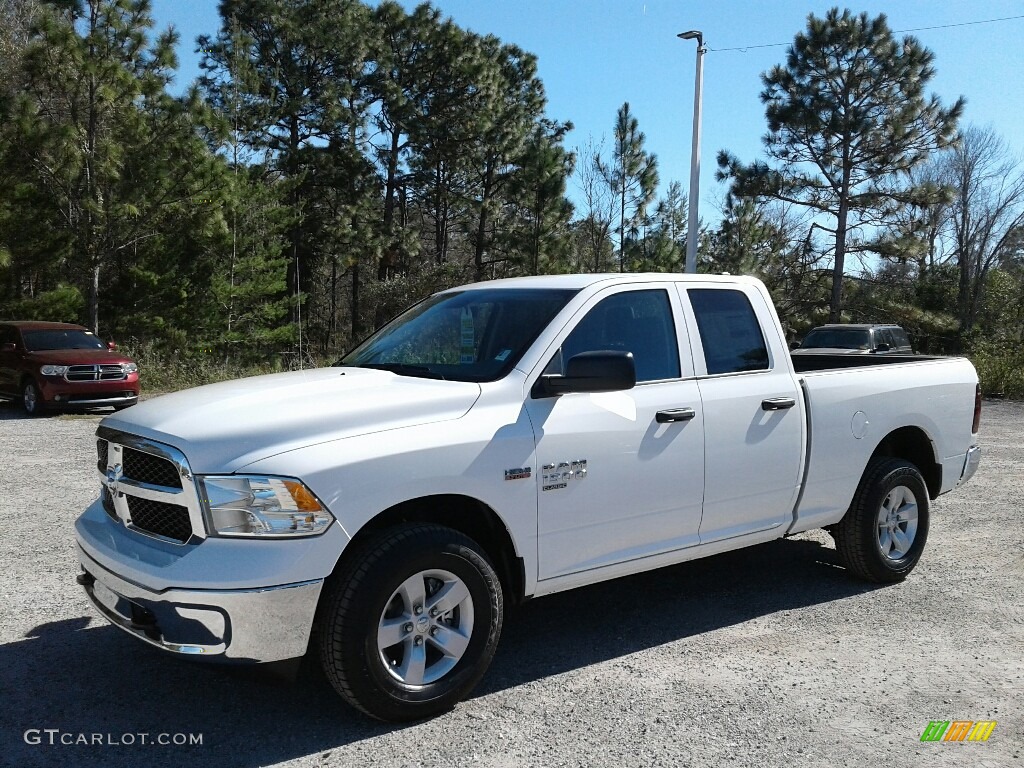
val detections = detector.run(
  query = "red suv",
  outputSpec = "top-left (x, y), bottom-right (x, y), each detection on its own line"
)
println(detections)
top-left (0, 321), bottom-right (140, 415)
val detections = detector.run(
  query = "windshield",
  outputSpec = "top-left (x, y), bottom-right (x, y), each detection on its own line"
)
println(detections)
top-left (340, 288), bottom-right (578, 382)
top-left (23, 329), bottom-right (106, 351)
top-left (800, 328), bottom-right (872, 350)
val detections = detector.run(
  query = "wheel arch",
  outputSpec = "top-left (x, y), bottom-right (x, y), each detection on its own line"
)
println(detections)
top-left (333, 494), bottom-right (526, 606)
top-left (869, 426), bottom-right (941, 499)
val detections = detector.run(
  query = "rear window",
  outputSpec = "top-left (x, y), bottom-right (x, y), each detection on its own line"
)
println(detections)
top-left (801, 328), bottom-right (871, 350)
top-left (892, 328), bottom-right (912, 349)
top-left (688, 289), bottom-right (769, 375)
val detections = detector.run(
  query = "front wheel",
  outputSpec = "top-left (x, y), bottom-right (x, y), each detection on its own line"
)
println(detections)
top-left (318, 523), bottom-right (503, 721)
top-left (22, 380), bottom-right (42, 416)
top-left (834, 457), bottom-right (930, 583)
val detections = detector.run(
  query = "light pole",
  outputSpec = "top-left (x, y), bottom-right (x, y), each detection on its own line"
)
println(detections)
top-left (677, 30), bottom-right (706, 274)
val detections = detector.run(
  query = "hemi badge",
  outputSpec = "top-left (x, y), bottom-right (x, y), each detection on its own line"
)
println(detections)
top-left (504, 467), bottom-right (531, 481)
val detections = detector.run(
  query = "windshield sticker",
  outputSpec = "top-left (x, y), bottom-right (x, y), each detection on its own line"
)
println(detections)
top-left (460, 307), bottom-right (476, 364)
top-left (494, 349), bottom-right (511, 361)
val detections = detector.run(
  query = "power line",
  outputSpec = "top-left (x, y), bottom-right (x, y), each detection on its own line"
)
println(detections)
top-left (708, 13), bottom-right (1024, 53)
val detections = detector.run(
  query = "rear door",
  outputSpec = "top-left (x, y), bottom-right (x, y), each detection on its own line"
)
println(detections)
top-left (679, 284), bottom-right (805, 542)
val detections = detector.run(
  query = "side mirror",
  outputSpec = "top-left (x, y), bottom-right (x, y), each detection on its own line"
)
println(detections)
top-left (0, 342), bottom-right (15, 353)
top-left (107, 341), bottom-right (117, 350)
top-left (789, 340), bottom-right (801, 351)
top-left (872, 343), bottom-right (890, 353)
top-left (535, 350), bottom-right (636, 397)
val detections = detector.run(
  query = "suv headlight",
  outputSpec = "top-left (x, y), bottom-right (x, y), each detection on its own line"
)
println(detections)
top-left (123, 362), bottom-right (138, 374)
top-left (198, 475), bottom-right (334, 537)
top-left (40, 365), bottom-right (69, 376)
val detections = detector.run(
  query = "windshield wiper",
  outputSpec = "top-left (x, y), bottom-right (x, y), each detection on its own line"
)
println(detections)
top-left (343, 363), bottom-right (447, 380)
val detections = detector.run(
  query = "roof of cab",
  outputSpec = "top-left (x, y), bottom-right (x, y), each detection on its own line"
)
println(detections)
top-left (444, 273), bottom-right (762, 292)
top-left (0, 320), bottom-right (88, 330)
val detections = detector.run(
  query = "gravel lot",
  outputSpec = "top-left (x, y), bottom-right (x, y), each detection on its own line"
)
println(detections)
top-left (0, 398), bottom-right (1021, 768)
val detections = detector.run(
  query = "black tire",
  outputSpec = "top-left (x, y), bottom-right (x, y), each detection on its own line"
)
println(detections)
top-left (834, 457), bottom-right (930, 583)
top-left (318, 523), bottom-right (503, 721)
top-left (21, 380), bottom-right (42, 416)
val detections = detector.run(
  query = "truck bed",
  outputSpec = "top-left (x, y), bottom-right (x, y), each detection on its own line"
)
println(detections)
top-left (790, 353), bottom-right (946, 373)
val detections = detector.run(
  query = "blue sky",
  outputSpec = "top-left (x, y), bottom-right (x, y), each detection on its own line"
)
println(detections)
top-left (151, 0), bottom-right (1024, 224)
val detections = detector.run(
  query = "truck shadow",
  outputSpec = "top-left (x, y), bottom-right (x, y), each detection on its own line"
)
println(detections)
top-left (0, 536), bottom-right (875, 768)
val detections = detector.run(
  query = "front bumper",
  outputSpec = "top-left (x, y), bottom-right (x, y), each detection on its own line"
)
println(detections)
top-left (77, 545), bottom-right (323, 662)
top-left (39, 375), bottom-right (139, 408)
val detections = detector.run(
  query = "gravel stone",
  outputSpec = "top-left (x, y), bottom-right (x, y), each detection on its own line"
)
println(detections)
top-left (0, 399), bottom-right (1020, 767)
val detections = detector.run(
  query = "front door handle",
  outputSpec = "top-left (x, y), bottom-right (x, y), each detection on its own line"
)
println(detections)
top-left (762, 397), bottom-right (797, 411)
top-left (656, 407), bottom-right (696, 423)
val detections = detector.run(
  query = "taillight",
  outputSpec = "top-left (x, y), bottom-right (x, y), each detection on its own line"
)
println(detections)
top-left (972, 383), bottom-right (982, 434)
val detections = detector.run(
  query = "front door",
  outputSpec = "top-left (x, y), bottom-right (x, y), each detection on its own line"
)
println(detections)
top-left (527, 286), bottom-right (706, 580)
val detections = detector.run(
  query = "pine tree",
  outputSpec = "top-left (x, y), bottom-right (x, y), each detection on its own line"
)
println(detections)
top-left (596, 102), bottom-right (658, 272)
top-left (12, 0), bottom-right (219, 333)
top-left (718, 8), bottom-right (962, 321)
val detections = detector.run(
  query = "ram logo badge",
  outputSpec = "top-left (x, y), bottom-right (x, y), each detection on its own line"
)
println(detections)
top-left (542, 459), bottom-right (587, 491)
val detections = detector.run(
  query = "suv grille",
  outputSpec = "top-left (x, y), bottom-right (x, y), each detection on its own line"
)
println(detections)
top-left (66, 364), bottom-right (126, 382)
top-left (126, 497), bottom-right (192, 543)
top-left (122, 447), bottom-right (182, 488)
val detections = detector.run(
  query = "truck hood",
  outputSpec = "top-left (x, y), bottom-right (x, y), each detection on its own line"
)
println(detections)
top-left (100, 367), bottom-right (482, 472)
top-left (26, 348), bottom-right (135, 366)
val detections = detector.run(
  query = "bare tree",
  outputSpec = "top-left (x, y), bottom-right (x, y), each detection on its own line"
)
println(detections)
top-left (943, 126), bottom-right (1024, 333)
top-left (576, 137), bottom-right (615, 273)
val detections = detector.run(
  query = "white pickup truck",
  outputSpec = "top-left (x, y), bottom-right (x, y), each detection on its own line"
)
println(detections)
top-left (75, 274), bottom-right (982, 721)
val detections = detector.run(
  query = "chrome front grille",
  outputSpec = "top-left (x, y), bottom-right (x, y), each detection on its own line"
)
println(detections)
top-left (126, 497), bottom-right (192, 543)
top-left (66, 364), bottom-right (126, 382)
top-left (122, 447), bottom-right (183, 488)
top-left (96, 429), bottom-right (205, 545)
top-left (96, 439), bottom-right (108, 473)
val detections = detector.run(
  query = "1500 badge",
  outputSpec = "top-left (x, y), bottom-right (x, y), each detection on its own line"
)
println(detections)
top-left (542, 460), bottom-right (587, 491)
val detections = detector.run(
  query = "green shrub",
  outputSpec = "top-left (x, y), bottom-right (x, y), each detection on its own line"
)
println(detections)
top-left (121, 339), bottom-right (313, 394)
top-left (967, 340), bottom-right (1024, 399)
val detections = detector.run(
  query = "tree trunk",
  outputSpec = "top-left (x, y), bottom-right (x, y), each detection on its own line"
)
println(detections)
top-left (474, 164), bottom-right (493, 282)
top-left (379, 127), bottom-right (401, 280)
top-left (829, 168), bottom-right (852, 323)
top-left (956, 201), bottom-right (973, 334)
top-left (89, 262), bottom-right (100, 333)
top-left (350, 260), bottom-right (360, 340)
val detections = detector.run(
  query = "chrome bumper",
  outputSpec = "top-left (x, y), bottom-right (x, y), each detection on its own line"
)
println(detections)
top-left (959, 445), bottom-right (981, 487)
top-left (77, 545), bottom-right (322, 662)
top-left (57, 394), bottom-right (138, 406)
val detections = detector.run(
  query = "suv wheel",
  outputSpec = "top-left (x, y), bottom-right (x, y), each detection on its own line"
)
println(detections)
top-left (22, 381), bottom-right (42, 416)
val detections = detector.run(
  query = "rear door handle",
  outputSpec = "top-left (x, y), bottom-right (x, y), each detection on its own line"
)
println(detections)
top-left (656, 407), bottom-right (696, 423)
top-left (761, 397), bottom-right (796, 411)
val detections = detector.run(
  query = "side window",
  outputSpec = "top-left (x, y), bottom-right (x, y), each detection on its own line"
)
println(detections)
top-left (892, 329), bottom-right (912, 349)
top-left (879, 329), bottom-right (896, 349)
top-left (688, 289), bottom-right (769, 375)
top-left (553, 290), bottom-right (681, 383)
top-left (0, 326), bottom-right (14, 347)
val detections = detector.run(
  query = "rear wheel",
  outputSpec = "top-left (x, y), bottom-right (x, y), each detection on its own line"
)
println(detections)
top-left (318, 523), bottom-right (503, 721)
top-left (834, 457), bottom-right (930, 583)
top-left (22, 380), bottom-right (42, 416)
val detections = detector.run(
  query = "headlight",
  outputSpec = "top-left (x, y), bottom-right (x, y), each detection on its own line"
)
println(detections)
top-left (123, 363), bottom-right (138, 374)
top-left (40, 365), bottom-right (69, 376)
top-left (198, 475), bottom-right (334, 537)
